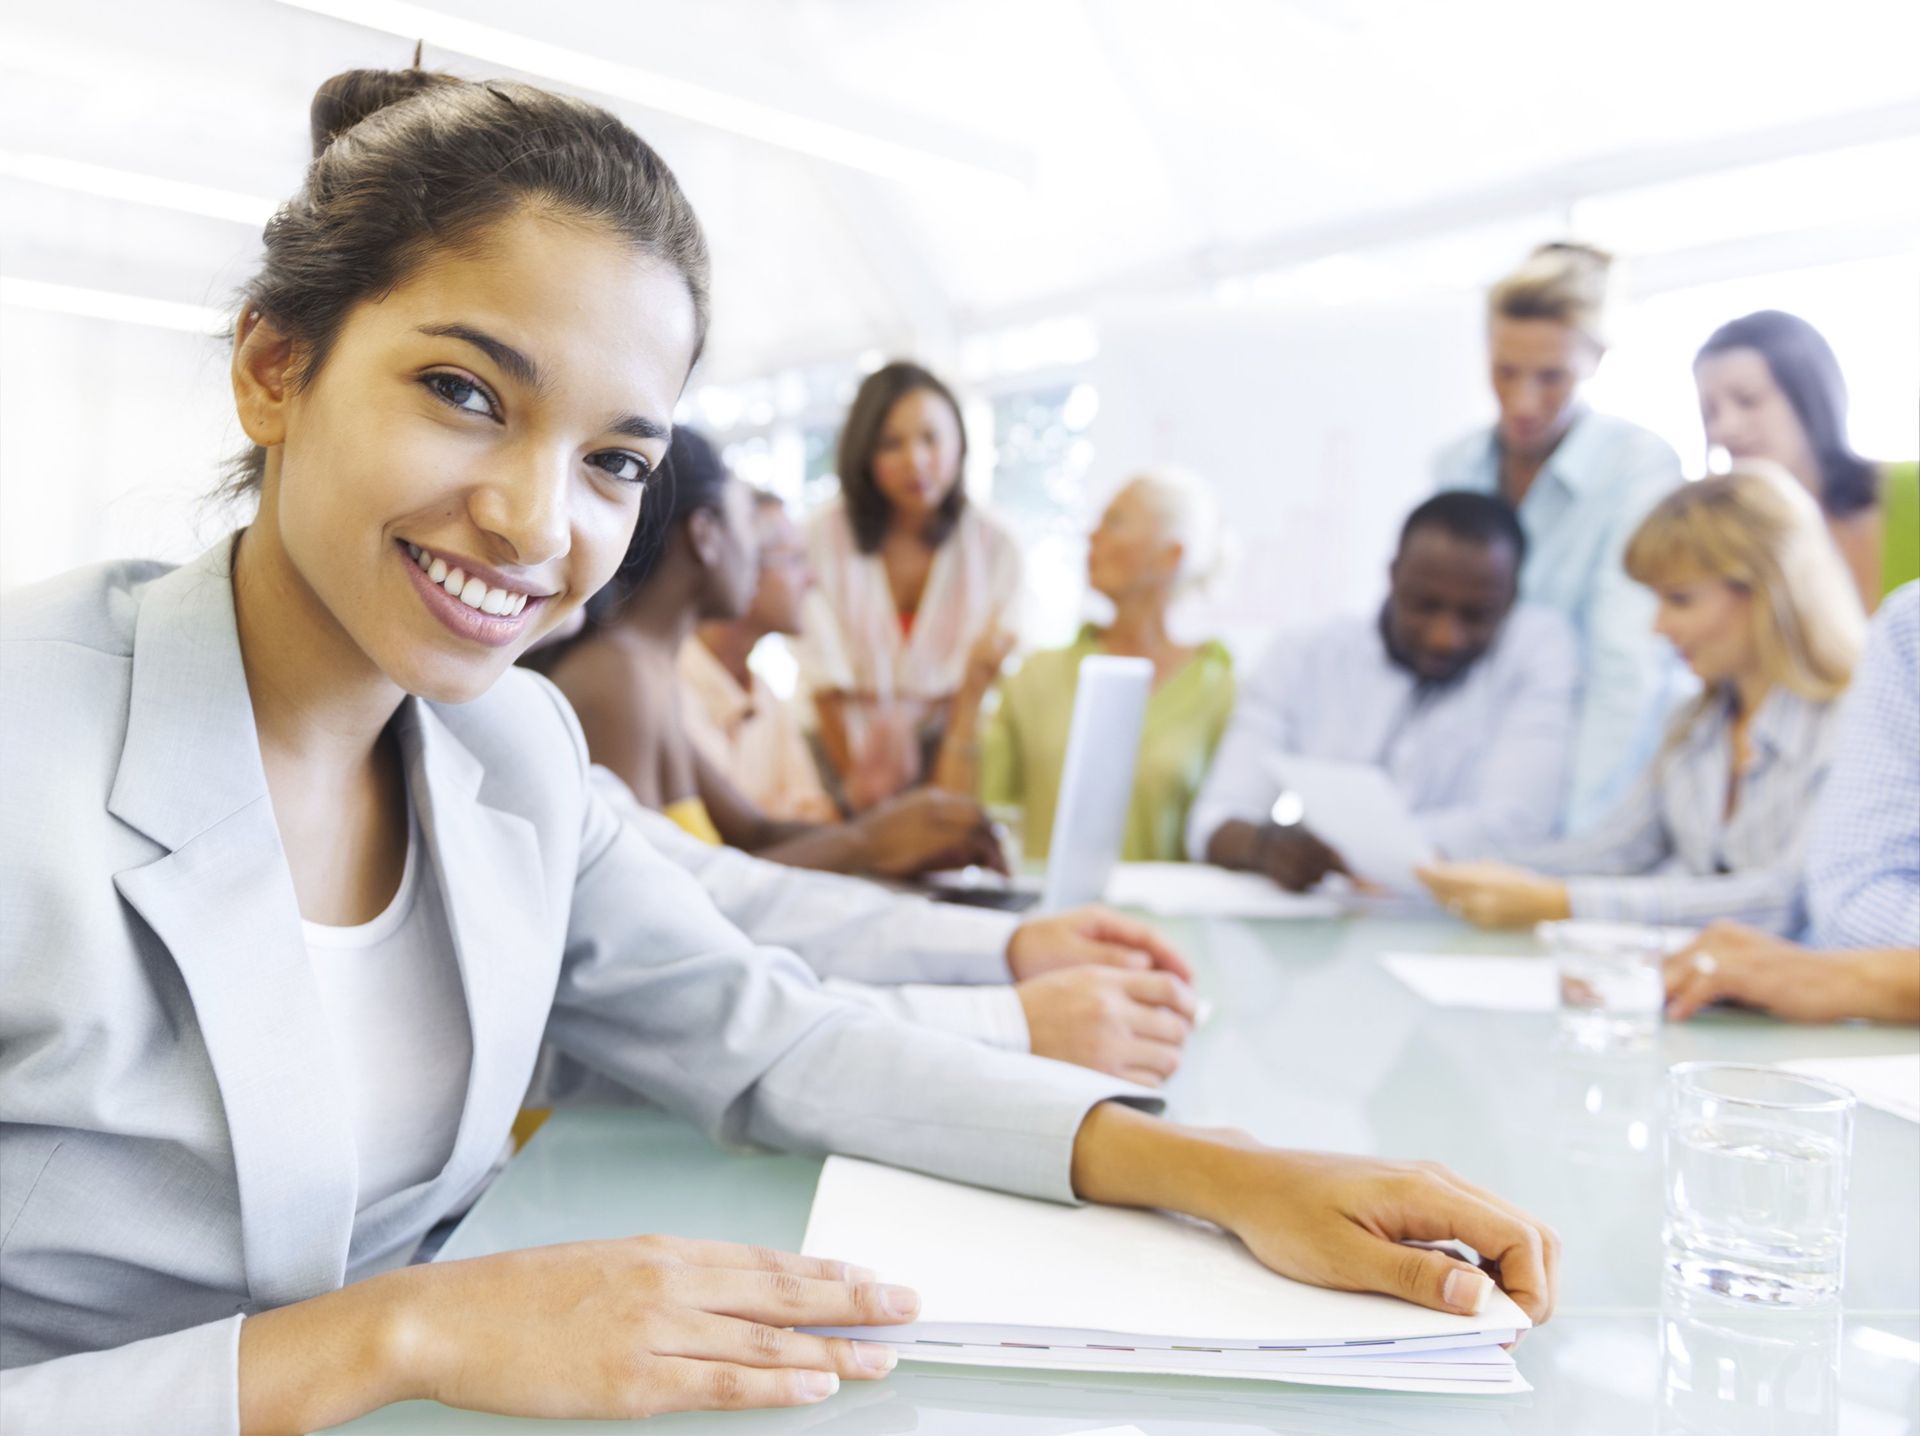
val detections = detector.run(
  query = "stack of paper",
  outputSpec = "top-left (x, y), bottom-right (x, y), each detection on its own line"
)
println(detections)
top-left (800, 1157), bottom-right (1531, 1395)
top-left (1104, 862), bottom-right (1342, 919)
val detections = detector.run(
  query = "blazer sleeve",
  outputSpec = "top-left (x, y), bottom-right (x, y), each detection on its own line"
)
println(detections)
top-left (0, 1316), bottom-right (243, 1436)
top-left (596, 770), bottom-right (1018, 986)
top-left (545, 701), bottom-right (1159, 1204)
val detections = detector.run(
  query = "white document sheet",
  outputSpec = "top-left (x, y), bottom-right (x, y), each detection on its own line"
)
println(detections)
top-left (1266, 756), bottom-right (1436, 894)
top-left (1779, 1054), bottom-right (1920, 1123)
top-left (1104, 862), bottom-right (1342, 919)
top-left (1379, 953), bottom-right (1559, 1013)
top-left (800, 1157), bottom-right (1530, 1394)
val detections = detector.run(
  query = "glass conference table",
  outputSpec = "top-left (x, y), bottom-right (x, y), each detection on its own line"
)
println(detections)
top-left (331, 910), bottom-right (1920, 1435)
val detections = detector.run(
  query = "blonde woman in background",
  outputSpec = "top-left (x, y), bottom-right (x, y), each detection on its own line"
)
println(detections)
top-left (797, 361), bottom-right (1021, 810)
top-left (1436, 242), bottom-right (1684, 831)
top-left (1421, 463), bottom-right (1866, 933)
top-left (935, 469), bottom-right (1235, 862)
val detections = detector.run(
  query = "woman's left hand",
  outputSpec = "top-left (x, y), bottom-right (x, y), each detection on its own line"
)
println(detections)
top-left (961, 626), bottom-right (1017, 695)
top-left (1215, 1146), bottom-right (1559, 1327)
top-left (1418, 861), bottom-right (1571, 929)
top-left (1070, 1105), bottom-right (1559, 1328)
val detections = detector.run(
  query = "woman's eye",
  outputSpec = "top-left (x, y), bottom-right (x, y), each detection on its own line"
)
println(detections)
top-left (424, 373), bottom-right (497, 419)
top-left (588, 451), bottom-right (650, 486)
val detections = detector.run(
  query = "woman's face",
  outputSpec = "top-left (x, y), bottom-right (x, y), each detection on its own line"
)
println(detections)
top-left (1651, 571), bottom-right (1758, 687)
top-left (699, 476), bottom-right (763, 622)
top-left (1694, 348), bottom-right (1821, 496)
top-left (248, 209), bottom-right (698, 704)
top-left (1487, 316), bottom-right (1600, 463)
top-left (869, 387), bottom-right (963, 526)
top-left (1086, 482), bottom-right (1179, 602)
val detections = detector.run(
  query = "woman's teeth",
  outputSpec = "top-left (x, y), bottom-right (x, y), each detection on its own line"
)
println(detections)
top-left (406, 543), bottom-right (528, 617)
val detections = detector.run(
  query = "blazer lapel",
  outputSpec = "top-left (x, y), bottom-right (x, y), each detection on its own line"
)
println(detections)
top-left (107, 541), bottom-right (359, 1309)
top-left (401, 702), bottom-right (553, 1185)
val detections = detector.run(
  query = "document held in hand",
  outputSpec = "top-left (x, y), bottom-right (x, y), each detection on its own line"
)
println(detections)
top-left (1262, 754), bottom-right (1439, 895)
top-left (800, 1157), bottom-right (1532, 1394)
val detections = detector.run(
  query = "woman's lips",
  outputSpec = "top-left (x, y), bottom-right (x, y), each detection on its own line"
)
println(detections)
top-left (398, 540), bottom-right (543, 648)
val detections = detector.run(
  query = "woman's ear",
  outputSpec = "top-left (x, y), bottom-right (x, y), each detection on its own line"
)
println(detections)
top-left (685, 506), bottom-right (723, 568)
top-left (231, 308), bottom-right (297, 449)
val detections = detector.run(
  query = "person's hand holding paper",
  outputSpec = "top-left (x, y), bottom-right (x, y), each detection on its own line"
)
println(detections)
top-left (1264, 755), bottom-right (1437, 895)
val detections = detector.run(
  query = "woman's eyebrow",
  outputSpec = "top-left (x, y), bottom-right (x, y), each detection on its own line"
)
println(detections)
top-left (418, 321), bottom-right (668, 440)
top-left (418, 322), bottom-right (542, 391)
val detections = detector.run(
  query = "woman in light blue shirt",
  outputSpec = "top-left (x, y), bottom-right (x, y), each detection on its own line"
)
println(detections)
top-left (0, 65), bottom-right (1558, 1432)
top-left (1422, 465), bottom-right (1866, 933)
top-left (1435, 242), bottom-right (1684, 831)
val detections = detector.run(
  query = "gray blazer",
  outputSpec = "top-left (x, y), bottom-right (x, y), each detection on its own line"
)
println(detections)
top-left (0, 541), bottom-right (1154, 1432)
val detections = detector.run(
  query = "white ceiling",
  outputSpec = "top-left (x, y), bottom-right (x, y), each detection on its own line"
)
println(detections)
top-left (4, 0), bottom-right (1918, 380)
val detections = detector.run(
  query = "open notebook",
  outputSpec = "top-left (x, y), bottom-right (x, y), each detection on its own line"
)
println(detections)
top-left (800, 1157), bottom-right (1531, 1395)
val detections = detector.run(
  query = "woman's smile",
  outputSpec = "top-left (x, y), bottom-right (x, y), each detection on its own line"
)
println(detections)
top-left (398, 538), bottom-right (550, 647)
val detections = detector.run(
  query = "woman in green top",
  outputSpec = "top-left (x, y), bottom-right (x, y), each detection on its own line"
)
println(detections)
top-left (1695, 310), bottom-right (1918, 611)
top-left (936, 470), bottom-right (1234, 861)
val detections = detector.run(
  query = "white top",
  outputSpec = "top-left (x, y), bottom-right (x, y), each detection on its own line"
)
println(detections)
top-left (303, 811), bottom-right (472, 1210)
top-left (795, 496), bottom-right (1023, 700)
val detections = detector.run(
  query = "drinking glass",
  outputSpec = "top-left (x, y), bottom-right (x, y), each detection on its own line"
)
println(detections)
top-left (1664, 1063), bottom-right (1854, 1306)
top-left (1538, 919), bottom-right (1669, 1050)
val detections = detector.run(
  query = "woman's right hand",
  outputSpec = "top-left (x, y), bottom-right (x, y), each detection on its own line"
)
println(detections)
top-left (239, 1236), bottom-right (916, 1430)
top-left (401, 1236), bottom-right (913, 1420)
top-left (853, 787), bottom-right (1008, 876)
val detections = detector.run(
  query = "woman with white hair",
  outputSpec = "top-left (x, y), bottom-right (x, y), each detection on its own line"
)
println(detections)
top-left (934, 469), bottom-right (1234, 861)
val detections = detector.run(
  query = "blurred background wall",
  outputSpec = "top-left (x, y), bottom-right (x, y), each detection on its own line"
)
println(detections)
top-left (4, 0), bottom-right (1916, 668)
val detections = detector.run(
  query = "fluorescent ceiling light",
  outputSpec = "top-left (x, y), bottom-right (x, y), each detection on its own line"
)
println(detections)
top-left (0, 277), bottom-right (226, 334)
top-left (271, 0), bottom-right (1027, 192)
top-left (0, 150), bottom-right (277, 227)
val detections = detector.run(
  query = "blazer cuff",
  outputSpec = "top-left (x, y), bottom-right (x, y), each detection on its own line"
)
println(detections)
top-left (0, 1314), bottom-right (243, 1435)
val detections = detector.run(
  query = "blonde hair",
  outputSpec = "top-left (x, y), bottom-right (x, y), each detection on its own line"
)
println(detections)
top-left (1487, 241), bottom-right (1615, 350)
top-left (1625, 462), bottom-right (1865, 739)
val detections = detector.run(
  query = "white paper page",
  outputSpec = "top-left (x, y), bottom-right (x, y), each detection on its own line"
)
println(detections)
top-left (1267, 756), bottom-right (1435, 894)
top-left (800, 1157), bottom-right (1530, 1346)
top-left (900, 1344), bottom-right (1531, 1396)
top-left (1104, 862), bottom-right (1341, 919)
top-left (1779, 1054), bottom-right (1920, 1123)
top-left (1379, 953), bottom-right (1558, 1012)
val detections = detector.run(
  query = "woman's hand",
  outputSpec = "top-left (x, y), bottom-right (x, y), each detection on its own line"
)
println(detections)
top-left (1662, 921), bottom-right (1855, 1022)
top-left (240, 1237), bottom-right (916, 1431)
top-left (852, 788), bottom-right (1008, 876)
top-left (961, 625), bottom-right (1017, 696)
top-left (1212, 1146), bottom-right (1558, 1325)
top-left (1418, 861), bottom-right (1570, 928)
top-left (1017, 967), bottom-right (1196, 1085)
top-left (1006, 905), bottom-right (1195, 982)
top-left (1070, 1105), bottom-right (1558, 1328)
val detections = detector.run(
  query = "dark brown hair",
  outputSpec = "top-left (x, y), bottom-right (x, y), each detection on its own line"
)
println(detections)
top-left (1696, 310), bottom-right (1878, 519)
top-left (835, 361), bottom-right (968, 552)
top-left (221, 67), bottom-right (710, 499)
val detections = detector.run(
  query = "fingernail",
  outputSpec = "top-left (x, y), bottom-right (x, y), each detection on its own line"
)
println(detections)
top-left (1443, 1268), bottom-right (1492, 1314)
top-left (799, 1371), bottom-right (839, 1401)
top-left (853, 1341), bottom-right (897, 1372)
top-left (880, 1283), bottom-right (920, 1317)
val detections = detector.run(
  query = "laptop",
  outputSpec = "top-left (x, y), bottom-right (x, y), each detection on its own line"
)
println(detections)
top-left (921, 654), bottom-right (1154, 914)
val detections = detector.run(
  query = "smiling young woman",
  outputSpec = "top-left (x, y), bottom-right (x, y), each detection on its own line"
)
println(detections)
top-left (2, 68), bottom-right (1556, 1434)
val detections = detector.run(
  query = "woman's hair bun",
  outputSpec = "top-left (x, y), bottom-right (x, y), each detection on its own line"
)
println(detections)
top-left (309, 68), bottom-right (462, 158)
